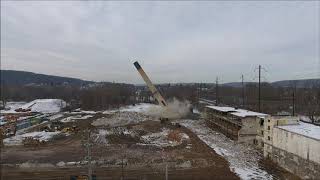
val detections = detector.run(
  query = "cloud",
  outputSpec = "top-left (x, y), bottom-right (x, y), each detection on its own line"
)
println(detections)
top-left (1, 1), bottom-right (319, 83)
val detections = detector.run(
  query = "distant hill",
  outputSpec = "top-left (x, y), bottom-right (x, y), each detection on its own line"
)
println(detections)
top-left (271, 79), bottom-right (320, 88)
top-left (222, 79), bottom-right (320, 88)
top-left (2, 70), bottom-right (319, 88)
top-left (1, 70), bottom-right (93, 86)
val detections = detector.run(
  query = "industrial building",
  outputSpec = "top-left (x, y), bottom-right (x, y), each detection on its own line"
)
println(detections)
top-left (204, 105), bottom-right (320, 179)
top-left (263, 116), bottom-right (320, 179)
top-left (204, 106), bottom-right (268, 143)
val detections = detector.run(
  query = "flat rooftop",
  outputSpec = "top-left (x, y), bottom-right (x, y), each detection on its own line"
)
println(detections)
top-left (206, 105), bottom-right (268, 118)
top-left (206, 106), bottom-right (236, 112)
top-left (230, 109), bottom-right (268, 118)
top-left (276, 122), bottom-right (320, 140)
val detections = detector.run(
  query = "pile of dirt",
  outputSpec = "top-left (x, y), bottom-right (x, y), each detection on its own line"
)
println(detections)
top-left (140, 128), bottom-right (189, 148)
top-left (167, 129), bottom-right (183, 142)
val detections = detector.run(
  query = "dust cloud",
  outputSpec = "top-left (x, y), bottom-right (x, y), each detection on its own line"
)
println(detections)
top-left (143, 98), bottom-right (191, 119)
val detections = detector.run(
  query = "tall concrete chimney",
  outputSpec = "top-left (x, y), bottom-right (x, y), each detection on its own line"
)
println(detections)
top-left (133, 61), bottom-right (167, 106)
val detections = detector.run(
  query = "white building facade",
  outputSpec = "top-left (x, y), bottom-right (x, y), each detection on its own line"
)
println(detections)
top-left (263, 116), bottom-right (320, 179)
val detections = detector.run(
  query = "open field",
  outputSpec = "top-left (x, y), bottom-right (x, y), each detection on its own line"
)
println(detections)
top-left (1, 103), bottom-right (300, 180)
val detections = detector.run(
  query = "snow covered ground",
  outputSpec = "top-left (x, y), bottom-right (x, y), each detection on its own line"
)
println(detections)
top-left (141, 128), bottom-right (189, 148)
top-left (68, 109), bottom-right (98, 115)
top-left (92, 112), bottom-right (155, 127)
top-left (94, 127), bottom-right (137, 144)
top-left (93, 127), bottom-right (189, 148)
top-left (299, 115), bottom-right (320, 125)
top-left (177, 119), bottom-right (273, 180)
top-left (60, 115), bottom-right (93, 123)
top-left (1, 99), bottom-right (66, 114)
top-left (103, 103), bottom-right (157, 114)
top-left (5, 101), bottom-right (27, 110)
top-left (3, 131), bottom-right (62, 146)
top-left (47, 113), bottom-right (64, 120)
top-left (20, 99), bottom-right (66, 113)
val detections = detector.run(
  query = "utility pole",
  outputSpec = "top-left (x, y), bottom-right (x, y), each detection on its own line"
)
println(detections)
top-left (120, 145), bottom-right (127, 180)
top-left (292, 82), bottom-right (296, 116)
top-left (198, 83), bottom-right (201, 100)
top-left (161, 149), bottom-right (168, 180)
top-left (83, 129), bottom-right (93, 180)
top-left (165, 162), bottom-right (168, 180)
top-left (258, 65), bottom-right (261, 112)
top-left (216, 77), bottom-right (219, 106)
top-left (241, 74), bottom-right (245, 108)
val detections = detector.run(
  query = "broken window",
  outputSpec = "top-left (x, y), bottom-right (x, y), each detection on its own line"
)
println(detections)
top-left (260, 119), bottom-right (264, 126)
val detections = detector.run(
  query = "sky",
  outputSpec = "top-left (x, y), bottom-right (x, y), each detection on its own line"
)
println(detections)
top-left (1, 1), bottom-right (319, 84)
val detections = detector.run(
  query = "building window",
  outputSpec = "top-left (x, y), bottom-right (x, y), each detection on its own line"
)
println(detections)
top-left (268, 136), bottom-right (271, 141)
top-left (268, 126), bottom-right (270, 130)
top-left (268, 119), bottom-right (270, 122)
top-left (260, 119), bottom-right (264, 126)
top-left (261, 130), bottom-right (264, 135)
top-left (261, 142), bottom-right (264, 147)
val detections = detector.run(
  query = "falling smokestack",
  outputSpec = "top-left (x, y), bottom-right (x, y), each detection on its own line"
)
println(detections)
top-left (133, 61), bottom-right (167, 106)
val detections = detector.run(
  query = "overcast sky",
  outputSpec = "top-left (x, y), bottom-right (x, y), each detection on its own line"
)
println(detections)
top-left (1, 1), bottom-right (319, 84)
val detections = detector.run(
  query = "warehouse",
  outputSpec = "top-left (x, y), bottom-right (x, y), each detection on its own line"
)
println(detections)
top-left (204, 106), bottom-right (268, 143)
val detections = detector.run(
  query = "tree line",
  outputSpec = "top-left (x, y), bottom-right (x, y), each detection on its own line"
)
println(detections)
top-left (0, 83), bottom-right (135, 111)
top-left (1, 82), bottom-right (319, 123)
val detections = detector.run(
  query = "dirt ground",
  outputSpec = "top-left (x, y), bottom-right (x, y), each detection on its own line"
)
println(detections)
top-left (0, 113), bottom-right (239, 180)
top-left (0, 111), bottom-right (301, 180)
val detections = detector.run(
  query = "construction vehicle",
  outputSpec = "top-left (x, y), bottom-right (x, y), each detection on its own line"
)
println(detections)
top-left (62, 125), bottom-right (79, 133)
top-left (133, 61), bottom-right (167, 107)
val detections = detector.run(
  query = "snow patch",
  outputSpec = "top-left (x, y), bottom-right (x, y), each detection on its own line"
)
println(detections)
top-left (19, 99), bottom-right (66, 113)
top-left (177, 119), bottom-right (273, 180)
top-left (92, 112), bottom-right (154, 127)
top-left (48, 114), bottom-right (64, 120)
top-left (19, 162), bottom-right (55, 168)
top-left (103, 103), bottom-right (157, 114)
top-left (5, 101), bottom-right (27, 110)
top-left (60, 115), bottom-right (93, 123)
top-left (141, 128), bottom-right (189, 147)
top-left (4, 131), bottom-right (62, 146)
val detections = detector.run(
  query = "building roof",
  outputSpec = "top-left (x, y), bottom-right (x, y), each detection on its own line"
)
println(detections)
top-left (276, 122), bottom-right (320, 140)
top-left (230, 109), bottom-right (268, 118)
top-left (206, 105), bottom-right (268, 118)
top-left (206, 106), bottom-right (237, 112)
